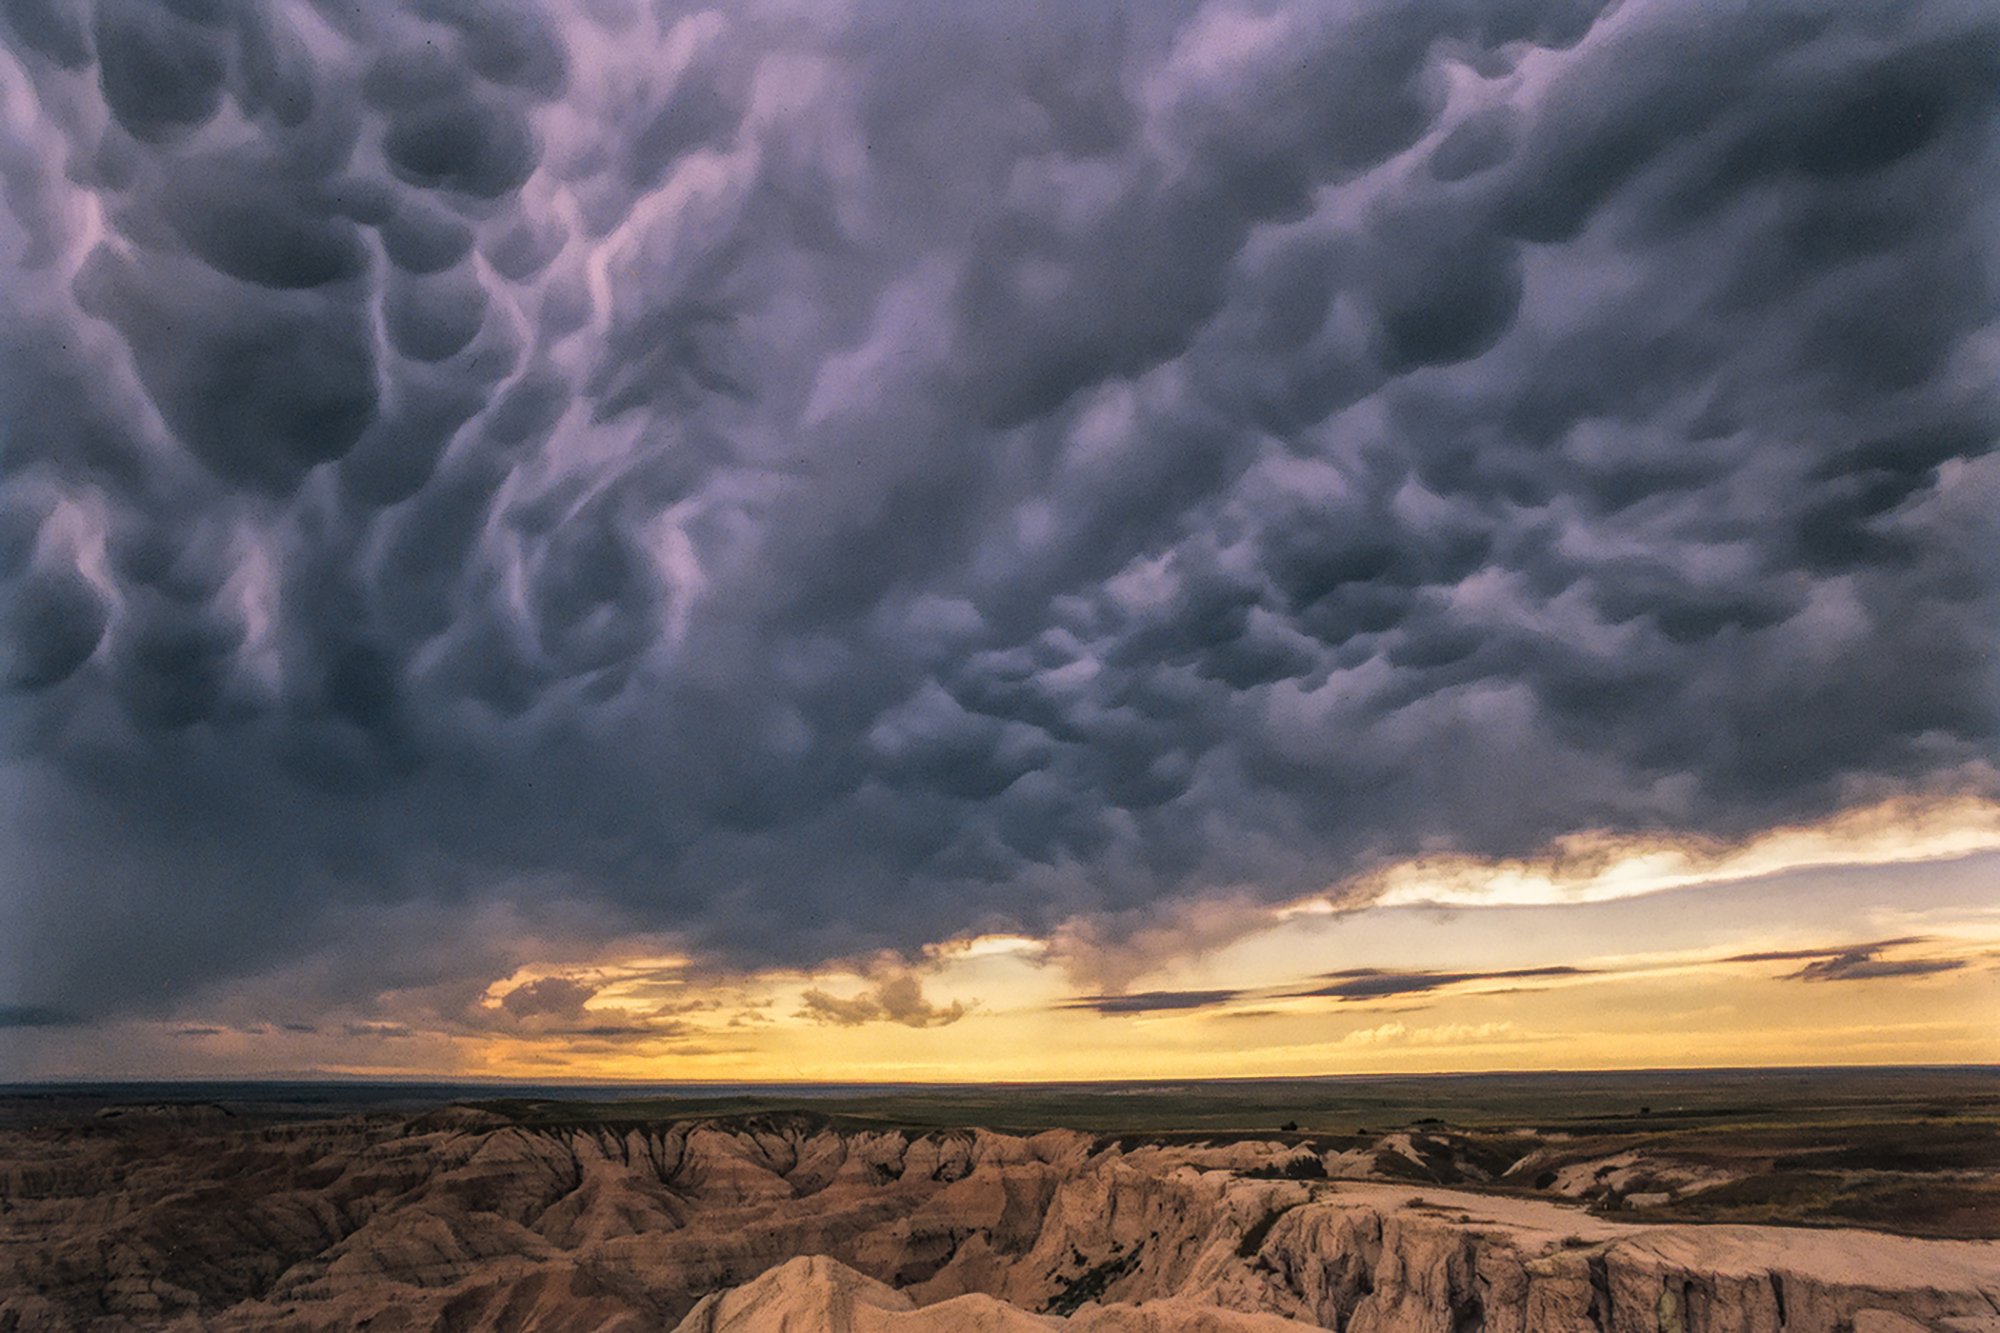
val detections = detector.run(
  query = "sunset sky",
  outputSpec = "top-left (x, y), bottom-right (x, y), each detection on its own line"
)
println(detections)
top-left (2, 0), bottom-right (1997, 1081)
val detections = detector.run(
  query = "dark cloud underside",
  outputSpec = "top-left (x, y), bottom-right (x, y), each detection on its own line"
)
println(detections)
top-left (1, 0), bottom-right (1997, 1021)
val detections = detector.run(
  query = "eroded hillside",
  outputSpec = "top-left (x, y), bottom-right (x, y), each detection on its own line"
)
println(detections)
top-left (1, 1104), bottom-right (1996, 1331)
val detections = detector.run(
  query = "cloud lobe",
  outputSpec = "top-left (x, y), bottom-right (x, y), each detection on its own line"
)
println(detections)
top-left (1, 0), bottom-right (1996, 1026)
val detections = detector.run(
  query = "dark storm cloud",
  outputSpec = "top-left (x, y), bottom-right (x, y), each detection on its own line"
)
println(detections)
top-left (0, 1005), bottom-right (80, 1029)
top-left (343, 1022), bottom-right (414, 1040)
top-left (2, 0), bottom-right (1998, 1023)
top-left (0, 565), bottom-right (108, 690)
top-left (499, 975), bottom-right (596, 1020)
top-left (1296, 967), bottom-right (1592, 1002)
top-left (530, 1021), bottom-right (687, 1043)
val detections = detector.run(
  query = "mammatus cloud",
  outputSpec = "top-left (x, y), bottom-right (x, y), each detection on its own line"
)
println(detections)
top-left (2, 0), bottom-right (1997, 1029)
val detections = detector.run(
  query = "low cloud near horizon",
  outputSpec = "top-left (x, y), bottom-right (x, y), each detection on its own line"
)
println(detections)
top-left (2, 0), bottom-right (1998, 1042)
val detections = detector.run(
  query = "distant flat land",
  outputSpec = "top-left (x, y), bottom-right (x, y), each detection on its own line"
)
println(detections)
top-left (460, 1066), bottom-right (2000, 1239)
top-left (5, 1066), bottom-right (1998, 1237)
top-left (458, 1064), bottom-right (2000, 1133)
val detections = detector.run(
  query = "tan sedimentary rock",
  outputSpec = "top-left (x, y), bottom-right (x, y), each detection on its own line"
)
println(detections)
top-left (672, 1253), bottom-right (1054, 1332)
top-left (1, 1111), bottom-right (1995, 1331)
top-left (672, 1255), bottom-right (1323, 1332)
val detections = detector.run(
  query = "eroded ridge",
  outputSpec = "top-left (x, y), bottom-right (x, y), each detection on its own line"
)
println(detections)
top-left (1, 1107), bottom-right (1996, 1330)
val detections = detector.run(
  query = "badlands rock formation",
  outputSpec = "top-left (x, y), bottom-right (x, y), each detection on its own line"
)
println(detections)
top-left (0, 1108), bottom-right (1995, 1331)
top-left (671, 1254), bottom-right (1321, 1331)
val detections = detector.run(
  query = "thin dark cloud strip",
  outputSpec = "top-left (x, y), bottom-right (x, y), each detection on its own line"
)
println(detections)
top-left (1063, 989), bottom-right (1244, 1015)
top-left (1072, 939), bottom-right (1980, 1015)
top-left (0, 1006), bottom-right (81, 1030)
top-left (1, 0), bottom-right (1996, 1025)
top-left (1293, 966), bottom-right (1593, 1002)
top-left (1726, 936), bottom-right (1970, 983)
top-left (1790, 952), bottom-right (1965, 983)
top-left (1722, 936), bottom-right (1931, 965)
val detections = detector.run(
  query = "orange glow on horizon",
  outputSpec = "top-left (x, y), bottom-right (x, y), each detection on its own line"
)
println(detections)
top-left (13, 795), bottom-right (1999, 1082)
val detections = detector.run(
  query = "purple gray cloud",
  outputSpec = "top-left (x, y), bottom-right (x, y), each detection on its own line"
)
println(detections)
top-left (1063, 989), bottom-right (1244, 1015)
top-left (1790, 951), bottom-right (1966, 983)
top-left (1726, 936), bottom-right (1970, 983)
top-left (1296, 967), bottom-right (1595, 1002)
top-left (2, 0), bottom-right (1997, 1026)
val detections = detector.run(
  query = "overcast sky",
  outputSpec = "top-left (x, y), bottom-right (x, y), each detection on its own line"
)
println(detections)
top-left (2, 0), bottom-right (1997, 1076)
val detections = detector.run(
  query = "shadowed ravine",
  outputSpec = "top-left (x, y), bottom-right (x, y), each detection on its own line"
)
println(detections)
top-left (2, 1103), bottom-right (1997, 1330)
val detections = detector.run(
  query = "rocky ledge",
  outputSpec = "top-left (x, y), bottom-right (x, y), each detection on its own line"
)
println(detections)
top-left (0, 1111), bottom-right (1994, 1330)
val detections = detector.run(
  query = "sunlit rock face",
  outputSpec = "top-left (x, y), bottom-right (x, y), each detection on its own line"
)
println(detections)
top-left (673, 1254), bottom-right (1320, 1331)
top-left (2, 1110), bottom-right (1995, 1330)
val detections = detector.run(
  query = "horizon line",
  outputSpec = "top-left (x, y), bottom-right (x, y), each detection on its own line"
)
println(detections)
top-left (6, 1061), bottom-right (1998, 1093)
